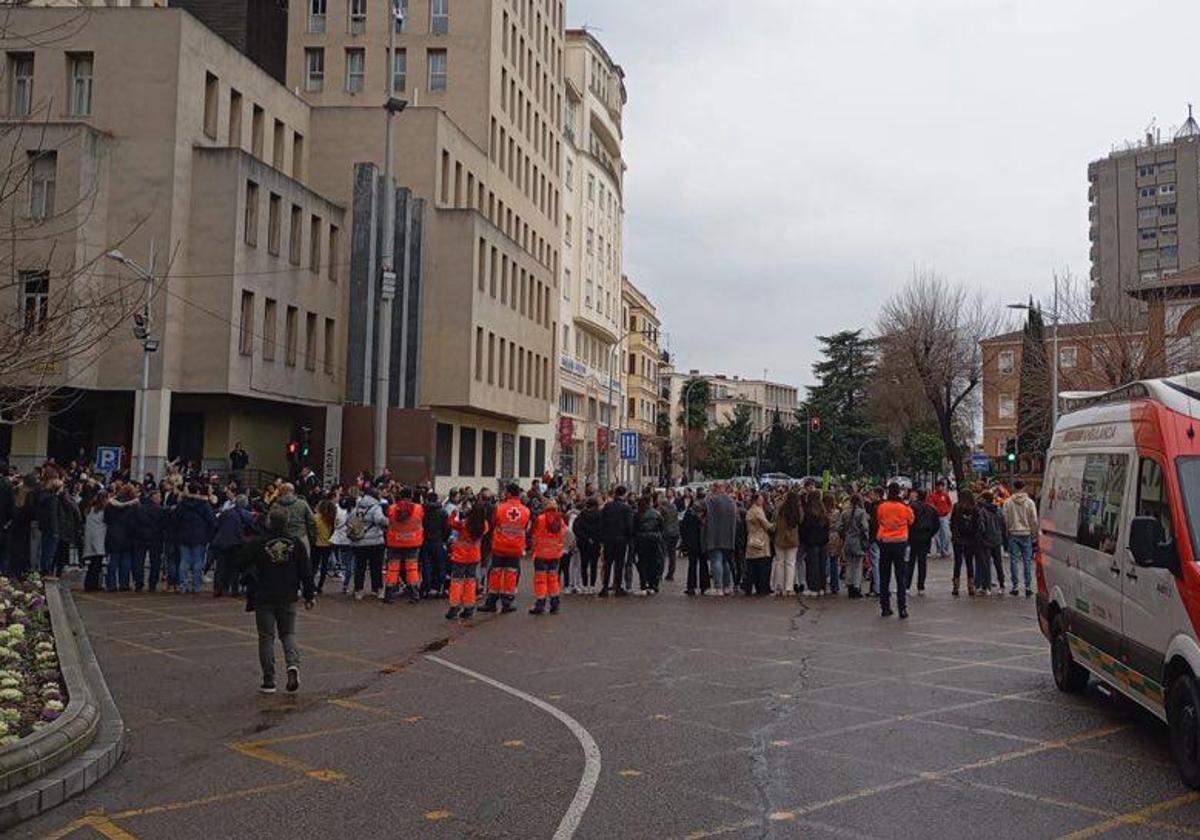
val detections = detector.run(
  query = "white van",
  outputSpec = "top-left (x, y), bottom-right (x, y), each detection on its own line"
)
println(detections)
top-left (1037, 375), bottom-right (1200, 788)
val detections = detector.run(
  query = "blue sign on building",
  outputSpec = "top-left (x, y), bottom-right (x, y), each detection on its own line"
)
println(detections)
top-left (96, 446), bottom-right (123, 473)
top-left (971, 452), bottom-right (991, 473)
top-left (619, 430), bottom-right (639, 462)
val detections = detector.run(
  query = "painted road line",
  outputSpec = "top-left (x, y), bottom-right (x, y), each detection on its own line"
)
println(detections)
top-left (427, 654), bottom-right (601, 840)
top-left (1058, 791), bottom-right (1200, 840)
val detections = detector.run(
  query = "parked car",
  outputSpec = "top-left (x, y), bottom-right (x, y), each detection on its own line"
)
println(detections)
top-left (1036, 375), bottom-right (1200, 788)
top-left (759, 472), bottom-right (797, 489)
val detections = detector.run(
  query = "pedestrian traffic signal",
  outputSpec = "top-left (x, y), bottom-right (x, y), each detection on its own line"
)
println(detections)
top-left (1005, 437), bottom-right (1017, 463)
top-left (287, 441), bottom-right (299, 457)
top-left (299, 426), bottom-right (312, 458)
top-left (810, 416), bottom-right (821, 432)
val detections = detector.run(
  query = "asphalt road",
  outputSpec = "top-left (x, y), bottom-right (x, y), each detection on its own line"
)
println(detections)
top-left (14, 558), bottom-right (1200, 840)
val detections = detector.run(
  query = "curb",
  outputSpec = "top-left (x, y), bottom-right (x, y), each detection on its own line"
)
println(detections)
top-left (0, 582), bottom-right (125, 828)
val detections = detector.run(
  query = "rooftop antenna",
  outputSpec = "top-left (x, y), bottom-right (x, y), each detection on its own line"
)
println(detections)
top-left (1177, 103), bottom-right (1200, 140)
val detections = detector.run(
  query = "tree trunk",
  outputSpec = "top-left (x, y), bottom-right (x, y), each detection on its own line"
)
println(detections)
top-left (937, 409), bottom-right (964, 487)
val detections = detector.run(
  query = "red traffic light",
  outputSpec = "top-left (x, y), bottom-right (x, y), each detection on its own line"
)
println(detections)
top-left (810, 416), bottom-right (821, 432)
top-left (287, 441), bottom-right (299, 455)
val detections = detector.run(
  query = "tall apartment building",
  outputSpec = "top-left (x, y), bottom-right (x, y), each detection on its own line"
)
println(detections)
top-left (1, 6), bottom-right (348, 477)
top-left (620, 276), bottom-right (662, 487)
top-left (1088, 108), bottom-right (1200, 320)
top-left (285, 0), bottom-right (563, 491)
top-left (554, 27), bottom-right (626, 484)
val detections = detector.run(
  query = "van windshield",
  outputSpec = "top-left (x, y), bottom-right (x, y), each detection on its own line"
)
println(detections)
top-left (1176, 457), bottom-right (1200, 561)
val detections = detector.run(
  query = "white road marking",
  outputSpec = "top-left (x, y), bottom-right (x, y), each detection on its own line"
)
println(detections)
top-left (426, 654), bottom-right (602, 840)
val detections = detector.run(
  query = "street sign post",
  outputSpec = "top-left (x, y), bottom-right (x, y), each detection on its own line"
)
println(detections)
top-left (971, 452), bottom-right (991, 473)
top-left (96, 446), bottom-right (123, 474)
top-left (619, 430), bottom-right (639, 462)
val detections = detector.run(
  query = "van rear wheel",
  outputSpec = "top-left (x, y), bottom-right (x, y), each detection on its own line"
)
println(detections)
top-left (1168, 674), bottom-right (1200, 790)
top-left (1051, 614), bottom-right (1088, 694)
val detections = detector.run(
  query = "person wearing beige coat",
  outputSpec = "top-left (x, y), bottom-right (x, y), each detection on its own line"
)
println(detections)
top-left (771, 491), bottom-right (803, 596)
top-left (745, 495), bottom-right (774, 596)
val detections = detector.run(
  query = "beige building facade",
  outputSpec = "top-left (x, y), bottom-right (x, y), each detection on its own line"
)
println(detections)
top-left (291, 0), bottom-right (564, 492)
top-left (2, 7), bottom-right (346, 477)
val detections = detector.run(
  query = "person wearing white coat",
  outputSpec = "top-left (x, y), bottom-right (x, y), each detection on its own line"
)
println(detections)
top-left (82, 494), bottom-right (108, 592)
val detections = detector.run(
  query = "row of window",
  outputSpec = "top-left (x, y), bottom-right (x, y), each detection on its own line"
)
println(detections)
top-left (6, 51), bottom-right (92, 118)
top-left (200, 69), bottom-right (306, 183)
top-left (996, 345), bottom-right (1079, 376)
top-left (1138, 161), bottom-right (1176, 177)
top-left (238, 290), bottom-right (335, 374)
top-left (303, 46), bottom-right (445, 94)
top-left (499, 65), bottom-right (559, 174)
top-left (441, 148), bottom-right (557, 274)
top-left (627, 396), bottom-right (657, 424)
top-left (243, 180), bottom-right (339, 280)
top-left (472, 326), bottom-right (553, 403)
top-left (501, 5), bottom-right (562, 143)
top-left (475, 237), bottom-right (553, 329)
top-left (1137, 204), bottom-right (1178, 224)
top-left (558, 389), bottom-right (614, 424)
top-left (306, 0), bottom-right (447, 36)
top-left (1139, 183), bottom-right (1176, 198)
top-left (488, 116), bottom-right (559, 227)
top-left (433, 421), bottom-right (547, 480)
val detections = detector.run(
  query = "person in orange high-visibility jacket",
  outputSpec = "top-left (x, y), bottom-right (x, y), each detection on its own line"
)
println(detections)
top-left (875, 482), bottom-right (916, 620)
top-left (479, 484), bottom-right (530, 614)
top-left (445, 504), bottom-right (488, 620)
top-left (385, 488), bottom-right (424, 604)
top-left (529, 501), bottom-right (566, 615)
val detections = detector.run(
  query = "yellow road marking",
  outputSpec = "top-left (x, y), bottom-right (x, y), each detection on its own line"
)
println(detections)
top-left (227, 741), bottom-right (346, 782)
top-left (618, 769), bottom-right (642, 777)
top-left (503, 739), bottom-right (525, 747)
top-left (1058, 792), bottom-right (1200, 839)
top-left (767, 811), bottom-right (796, 822)
top-left (40, 815), bottom-right (140, 840)
top-left (87, 634), bottom-right (194, 663)
top-left (424, 810), bottom-right (452, 820)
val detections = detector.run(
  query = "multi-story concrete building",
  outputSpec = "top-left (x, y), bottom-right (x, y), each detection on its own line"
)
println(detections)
top-left (620, 276), bottom-right (662, 487)
top-left (2, 6), bottom-right (347, 477)
top-left (553, 27), bottom-right (625, 484)
top-left (290, 0), bottom-right (564, 491)
top-left (1088, 107), bottom-right (1200, 320)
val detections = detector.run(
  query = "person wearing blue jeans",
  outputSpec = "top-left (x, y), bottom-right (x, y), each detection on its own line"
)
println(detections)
top-left (1009, 535), bottom-right (1033, 595)
top-left (707, 548), bottom-right (734, 593)
top-left (173, 486), bottom-right (216, 595)
top-left (38, 531), bottom-right (59, 577)
top-left (105, 551), bottom-right (133, 591)
top-left (1002, 480), bottom-right (1039, 597)
top-left (178, 544), bottom-right (207, 593)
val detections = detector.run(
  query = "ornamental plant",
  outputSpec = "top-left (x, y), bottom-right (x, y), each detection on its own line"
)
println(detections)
top-left (0, 576), bottom-right (67, 742)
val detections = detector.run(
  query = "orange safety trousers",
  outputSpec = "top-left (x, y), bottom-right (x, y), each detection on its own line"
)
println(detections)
top-left (448, 562), bottom-right (478, 607)
top-left (533, 559), bottom-right (561, 600)
top-left (487, 554), bottom-right (521, 597)
top-left (385, 548), bottom-right (420, 588)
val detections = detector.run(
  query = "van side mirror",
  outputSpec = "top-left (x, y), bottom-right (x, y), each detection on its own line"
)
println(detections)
top-left (1128, 516), bottom-right (1179, 574)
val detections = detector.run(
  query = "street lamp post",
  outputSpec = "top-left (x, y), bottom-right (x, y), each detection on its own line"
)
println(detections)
top-left (1008, 273), bottom-right (1061, 433)
top-left (681, 378), bottom-right (705, 482)
top-left (374, 1), bottom-right (409, 476)
top-left (604, 327), bottom-right (650, 489)
top-left (106, 246), bottom-right (159, 479)
top-left (856, 437), bottom-right (886, 475)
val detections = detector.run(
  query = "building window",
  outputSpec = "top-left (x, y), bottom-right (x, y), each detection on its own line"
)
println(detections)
top-left (392, 49), bottom-right (406, 92)
top-left (203, 72), bottom-right (218, 138)
top-left (1160, 184), bottom-right (1176, 196)
top-left (289, 204), bottom-right (302, 265)
top-left (427, 49), bottom-right (447, 92)
top-left (475, 326), bottom-right (483, 380)
top-left (1139, 186), bottom-right (1156, 198)
top-left (1138, 164), bottom-right (1155, 177)
top-left (68, 53), bottom-right (93, 116)
top-left (310, 215), bottom-right (321, 272)
top-left (244, 180), bottom-right (259, 246)
top-left (267, 193), bottom-right (281, 255)
top-left (459, 426), bottom-right (477, 476)
top-left (328, 225), bottom-right (339, 281)
top-left (293, 132), bottom-right (304, 179)
top-left (272, 119), bottom-right (285, 168)
top-left (395, 0), bottom-right (409, 32)
top-left (28, 152), bottom-right (55, 220)
top-left (1162, 245), bottom-right (1179, 259)
top-left (263, 298), bottom-right (277, 361)
top-left (434, 423), bottom-right (453, 476)
top-left (305, 48), bottom-right (324, 91)
top-left (1077, 454), bottom-right (1127, 555)
top-left (348, 0), bottom-right (366, 34)
top-left (251, 104), bottom-right (264, 158)
top-left (430, 0), bottom-right (449, 34)
top-left (238, 291), bottom-right (255, 355)
top-left (518, 436), bottom-right (531, 477)
top-left (345, 49), bottom-right (365, 93)
top-left (285, 306), bottom-right (298, 366)
top-left (481, 430), bottom-right (497, 477)
top-left (307, 0), bottom-right (326, 33)
top-left (998, 393), bottom-right (1014, 419)
top-left (9, 53), bottom-right (33, 117)
top-left (1161, 204), bottom-right (1178, 218)
top-left (997, 349), bottom-right (1014, 374)
top-left (323, 317), bottom-right (335, 374)
top-left (1059, 346), bottom-right (1078, 370)
top-left (20, 270), bottom-right (49, 335)
top-left (228, 89), bottom-right (242, 146)
top-left (305, 311), bottom-right (317, 370)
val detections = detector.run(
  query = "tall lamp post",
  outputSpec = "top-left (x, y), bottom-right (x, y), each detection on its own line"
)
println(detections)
top-left (106, 247), bottom-right (160, 479)
top-left (1008, 273), bottom-right (1061, 432)
top-left (680, 378), bottom-right (706, 481)
top-left (374, 0), bottom-right (409, 476)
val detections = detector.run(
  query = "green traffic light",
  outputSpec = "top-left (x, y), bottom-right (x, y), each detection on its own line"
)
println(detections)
top-left (1007, 453), bottom-right (1016, 462)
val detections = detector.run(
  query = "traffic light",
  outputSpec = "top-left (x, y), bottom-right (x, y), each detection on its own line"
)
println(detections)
top-left (286, 441), bottom-right (299, 458)
top-left (1005, 437), bottom-right (1017, 464)
top-left (810, 416), bottom-right (821, 433)
top-left (299, 426), bottom-right (312, 459)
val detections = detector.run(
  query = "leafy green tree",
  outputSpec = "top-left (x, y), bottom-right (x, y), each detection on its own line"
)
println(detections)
top-left (677, 377), bottom-right (711, 479)
top-left (763, 409), bottom-right (788, 473)
top-left (1016, 303), bottom-right (1051, 457)
top-left (902, 423), bottom-right (945, 475)
top-left (702, 405), bottom-right (755, 477)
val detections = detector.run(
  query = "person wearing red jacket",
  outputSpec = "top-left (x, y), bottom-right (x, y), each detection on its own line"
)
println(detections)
top-left (479, 484), bottom-right (530, 614)
top-left (446, 504), bottom-right (488, 620)
top-left (385, 487), bottom-right (424, 604)
top-left (928, 481), bottom-right (954, 557)
top-left (529, 501), bottom-right (566, 615)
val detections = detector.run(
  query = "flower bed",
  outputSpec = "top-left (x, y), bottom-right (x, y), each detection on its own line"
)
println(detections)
top-left (0, 575), bottom-right (67, 746)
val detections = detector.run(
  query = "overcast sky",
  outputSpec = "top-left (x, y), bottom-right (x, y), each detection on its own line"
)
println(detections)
top-left (566, 0), bottom-right (1200, 391)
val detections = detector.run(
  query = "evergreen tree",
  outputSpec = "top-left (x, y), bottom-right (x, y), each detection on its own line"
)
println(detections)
top-left (764, 409), bottom-right (788, 473)
top-left (804, 330), bottom-right (878, 474)
top-left (1016, 303), bottom-right (1051, 456)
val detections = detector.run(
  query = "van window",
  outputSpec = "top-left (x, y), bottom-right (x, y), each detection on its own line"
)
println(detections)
top-left (1042, 454), bottom-right (1086, 538)
top-left (1137, 457), bottom-right (1175, 549)
top-left (1076, 454), bottom-right (1127, 555)
top-left (1176, 457), bottom-right (1200, 560)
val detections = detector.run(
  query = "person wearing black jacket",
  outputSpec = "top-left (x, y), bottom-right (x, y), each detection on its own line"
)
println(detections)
top-left (950, 490), bottom-right (982, 597)
top-left (35, 478), bottom-right (62, 577)
top-left (104, 489), bottom-right (139, 591)
top-left (597, 486), bottom-right (634, 598)
top-left (211, 496), bottom-right (257, 596)
top-left (132, 491), bottom-right (167, 592)
top-left (633, 495), bottom-right (664, 594)
top-left (420, 493), bottom-right (449, 598)
top-left (237, 507), bottom-right (314, 694)
top-left (572, 496), bottom-right (601, 593)
top-left (906, 490), bottom-right (940, 594)
top-left (681, 492), bottom-right (710, 595)
top-left (7, 477), bottom-right (37, 578)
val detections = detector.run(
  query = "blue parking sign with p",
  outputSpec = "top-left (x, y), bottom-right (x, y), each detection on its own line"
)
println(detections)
top-left (96, 446), bottom-right (123, 473)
